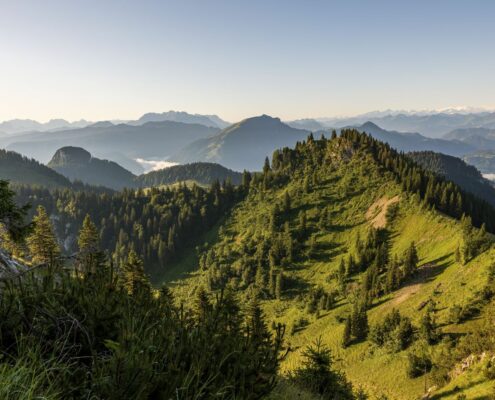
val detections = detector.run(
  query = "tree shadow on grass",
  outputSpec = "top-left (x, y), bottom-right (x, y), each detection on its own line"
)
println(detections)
top-left (430, 378), bottom-right (486, 399)
top-left (283, 275), bottom-right (310, 298)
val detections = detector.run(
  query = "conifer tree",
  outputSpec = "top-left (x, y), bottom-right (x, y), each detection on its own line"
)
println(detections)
top-left (275, 272), bottom-right (283, 299)
top-left (403, 242), bottom-right (419, 278)
top-left (342, 317), bottom-right (352, 348)
top-left (263, 157), bottom-right (271, 175)
top-left (78, 214), bottom-right (101, 272)
top-left (283, 191), bottom-right (291, 214)
top-left (121, 250), bottom-right (150, 296)
top-left (26, 205), bottom-right (60, 265)
top-left (0, 180), bottom-right (30, 242)
top-left (194, 286), bottom-right (211, 322)
top-left (255, 265), bottom-right (266, 289)
top-left (338, 258), bottom-right (347, 292)
top-left (419, 310), bottom-right (438, 345)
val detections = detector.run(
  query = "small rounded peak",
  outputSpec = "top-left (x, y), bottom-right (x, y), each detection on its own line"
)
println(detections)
top-left (90, 121), bottom-right (114, 128)
top-left (239, 115), bottom-right (282, 126)
top-left (49, 146), bottom-right (92, 166)
top-left (360, 121), bottom-right (381, 130)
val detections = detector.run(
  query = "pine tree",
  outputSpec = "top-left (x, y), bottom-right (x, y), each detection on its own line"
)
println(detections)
top-left (121, 250), bottom-right (150, 295)
top-left (283, 191), bottom-right (291, 214)
top-left (403, 242), bottom-right (419, 279)
top-left (26, 205), bottom-right (60, 265)
top-left (338, 258), bottom-right (346, 292)
top-left (263, 157), bottom-right (271, 175)
top-left (0, 180), bottom-right (30, 242)
top-left (275, 272), bottom-right (283, 299)
top-left (194, 286), bottom-right (211, 321)
top-left (78, 214), bottom-right (101, 273)
top-left (299, 210), bottom-right (307, 234)
top-left (255, 265), bottom-right (266, 289)
top-left (419, 310), bottom-right (438, 345)
top-left (342, 317), bottom-right (352, 348)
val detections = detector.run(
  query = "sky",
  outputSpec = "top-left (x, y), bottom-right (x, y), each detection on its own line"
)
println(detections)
top-left (1, 0), bottom-right (494, 123)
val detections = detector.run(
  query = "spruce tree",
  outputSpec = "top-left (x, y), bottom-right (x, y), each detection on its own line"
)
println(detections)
top-left (78, 214), bottom-right (101, 273)
top-left (26, 205), bottom-right (60, 265)
top-left (403, 242), bottom-right (419, 279)
top-left (194, 286), bottom-right (211, 321)
top-left (275, 272), bottom-right (283, 299)
top-left (342, 317), bottom-right (352, 348)
top-left (0, 180), bottom-right (30, 242)
top-left (121, 250), bottom-right (150, 296)
top-left (419, 310), bottom-right (438, 345)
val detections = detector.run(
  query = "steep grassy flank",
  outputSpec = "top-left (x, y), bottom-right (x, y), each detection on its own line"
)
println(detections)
top-left (168, 136), bottom-right (495, 399)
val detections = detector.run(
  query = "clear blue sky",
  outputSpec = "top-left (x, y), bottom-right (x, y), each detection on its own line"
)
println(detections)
top-left (1, 0), bottom-right (494, 122)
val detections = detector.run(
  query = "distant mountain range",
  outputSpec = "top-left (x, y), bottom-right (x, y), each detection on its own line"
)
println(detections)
top-left (442, 127), bottom-right (495, 149)
top-left (5, 110), bottom-right (495, 177)
top-left (318, 111), bottom-right (495, 138)
top-left (172, 115), bottom-right (310, 171)
top-left (133, 111), bottom-right (229, 129)
top-left (463, 151), bottom-right (495, 176)
top-left (351, 122), bottom-right (474, 157)
top-left (0, 119), bottom-right (91, 135)
top-left (0, 111), bottom-right (228, 136)
top-left (1, 120), bottom-right (219, 165)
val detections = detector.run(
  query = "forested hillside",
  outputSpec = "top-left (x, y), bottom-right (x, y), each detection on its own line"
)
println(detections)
top-left (0, 149), bottom-right (72, 188)
top-left (136, 162), bottom-right (243, 187)
top-left (408, 150), bottom-right (495, 207)
top-left (170, 131), bottom-right (495, 399)
top-left (13, 179), bottom-right (243, 282)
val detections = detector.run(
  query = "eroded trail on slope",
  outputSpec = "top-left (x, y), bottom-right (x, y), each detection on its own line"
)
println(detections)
top-left (366, 195), bottom-right (400, 228)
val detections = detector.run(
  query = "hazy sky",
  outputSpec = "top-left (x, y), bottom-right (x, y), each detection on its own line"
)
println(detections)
top-left (1, 0), bottom-right (494, 122)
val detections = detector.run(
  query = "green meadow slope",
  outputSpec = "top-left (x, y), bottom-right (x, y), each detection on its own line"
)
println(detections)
top-left (168, 133), bottom-right (495, 399)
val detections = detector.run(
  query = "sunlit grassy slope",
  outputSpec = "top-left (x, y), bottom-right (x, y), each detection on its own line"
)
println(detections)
top-left (165, 149), bottom-right (494, 399)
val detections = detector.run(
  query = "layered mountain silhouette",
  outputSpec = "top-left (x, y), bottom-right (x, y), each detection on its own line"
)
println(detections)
top-left (352, 122), bottom-right (474, 157)
top-left (2, 121), bottom-right (219, 164)
top-left (134, 111), bottom-right (229, 129)
top-left (0, 118), bottom-right (91, 135)
top-left (172, 115), bottom-right (310, 171)
top-left (463, 150), bottom-right (495, 176)
top-left (442, 127), bottom-right (495, 151)
top-left (322, 111), bottom-right (495, 138)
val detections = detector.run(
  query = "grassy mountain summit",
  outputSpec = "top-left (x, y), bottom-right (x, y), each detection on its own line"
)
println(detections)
top-left (171, 131), bottom-right (495, 399)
